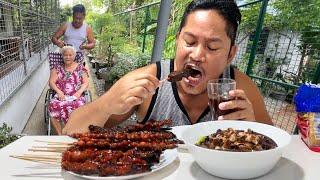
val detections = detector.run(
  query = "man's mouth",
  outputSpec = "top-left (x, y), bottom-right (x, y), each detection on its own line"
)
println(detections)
top-left (183, 64), bottom-right (203, 86)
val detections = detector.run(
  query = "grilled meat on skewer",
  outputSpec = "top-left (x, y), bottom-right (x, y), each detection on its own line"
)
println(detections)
top-left (88, 119), bottom-right (172, 134)
top-left (62, 119), bottom-right (182, 177)
top-left (167, 64), bottom-right (201, 82)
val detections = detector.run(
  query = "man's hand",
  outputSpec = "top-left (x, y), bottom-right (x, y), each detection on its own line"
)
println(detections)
top-left (58, 41), bottom-right (65, 48)
top-left (79, 44), bottom-right (87, 50)
top-left (103, 72), bottom-right (160, 115)
top-left (217, 89), bottom-right (255, 121)
top-left (62, 72), bottom-right (159, 135)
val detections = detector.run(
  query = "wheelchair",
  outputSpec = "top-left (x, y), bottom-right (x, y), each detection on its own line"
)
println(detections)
top-left (44, 51), bottom-right (92, 135)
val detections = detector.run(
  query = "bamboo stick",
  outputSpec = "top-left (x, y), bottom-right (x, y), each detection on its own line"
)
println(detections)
top-left (11, 155), bottom-right (60, 161)
top-left (23, 154), bottom-right (61, 157)
top-left (10, 155), bottom-right (60, 165)
top-left (21, 154), bottom-right (61, 159)
top-left (32, 146), bottom-right (70, 149)
top-left (28, 148), bottom-right (65, 153)
top-left (34, 140), bottom-right (74, 145)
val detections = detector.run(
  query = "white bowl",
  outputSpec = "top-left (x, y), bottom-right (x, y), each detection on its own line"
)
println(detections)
top-left (181, 120), bottom-right (291, 179)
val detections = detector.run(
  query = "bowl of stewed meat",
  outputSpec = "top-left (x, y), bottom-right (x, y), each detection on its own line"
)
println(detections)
top-left (181, 120), bottom-right (291, 179)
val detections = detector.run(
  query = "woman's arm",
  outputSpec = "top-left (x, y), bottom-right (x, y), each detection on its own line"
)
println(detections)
top-left (49, 69), bottom-right (65, 100)
top-left (51, 23), bottom-right (67, 48)
top-left (74, 69), bottom-right (89, 98)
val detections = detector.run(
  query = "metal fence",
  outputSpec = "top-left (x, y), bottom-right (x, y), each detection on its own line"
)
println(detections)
top-left (114, 2), bottom-right (161, 56)
top-left (101, 0), bottom-right (320, 133)
top-left (235, 0), bottom-right (320, 133)
top-left (0, 0), bottom-right (59, 105)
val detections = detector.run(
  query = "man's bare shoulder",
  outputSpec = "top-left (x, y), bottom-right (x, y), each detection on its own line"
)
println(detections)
top-left (234, 68), bottom-right (272, 124)
top-left (234, 68), bottom-right (256, 90)
top-left (60, 22), bottom-right (68, 30)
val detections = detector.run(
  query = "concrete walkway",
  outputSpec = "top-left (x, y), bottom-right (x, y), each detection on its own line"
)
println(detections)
top-left (22, 56), bottom-right (99, 135)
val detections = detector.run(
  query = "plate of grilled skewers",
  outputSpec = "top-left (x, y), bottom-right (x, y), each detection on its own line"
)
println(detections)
top-left (62, 119), bottom-right (182, 179)
top-left (11, 119), bottom-right (183, 180)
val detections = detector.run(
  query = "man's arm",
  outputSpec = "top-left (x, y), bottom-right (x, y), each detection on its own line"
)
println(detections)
top-left (80, 26), bottom-right (95, 50)
top-left (62, 64), bottom-right (159, 135)
top-left (235, 69), bottom-right (273, 125)
top-left (51, 23), bottom-right (67, 48)
top-left (103, 64), bottom-right (158, 128)
top-left (62, 92), bottom-right (114, 135)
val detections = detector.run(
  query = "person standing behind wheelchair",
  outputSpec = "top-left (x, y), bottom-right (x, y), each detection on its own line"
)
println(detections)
top-left (48, 46), bottom-right (89, 135)
top-left (51, 4), bottom-right (95, 52)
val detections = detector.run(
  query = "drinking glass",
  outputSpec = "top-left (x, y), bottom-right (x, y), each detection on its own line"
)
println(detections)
top-left (207, 78), bottom-right (236, 121)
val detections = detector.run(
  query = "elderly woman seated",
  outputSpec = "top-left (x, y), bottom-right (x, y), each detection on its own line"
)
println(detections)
top-left (48, 46), bottom-right (89, 135)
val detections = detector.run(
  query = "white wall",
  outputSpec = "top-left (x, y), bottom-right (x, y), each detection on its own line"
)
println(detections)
top-left (264, 31), bottom-right (302, 77)
top-left (0, 50), bottom-right (50, 134)
top-left (234, 30), bottom-right (303, 79)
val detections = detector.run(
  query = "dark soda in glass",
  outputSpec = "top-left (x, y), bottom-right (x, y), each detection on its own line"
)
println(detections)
top-left (209, 96), bottom-right (235, 120)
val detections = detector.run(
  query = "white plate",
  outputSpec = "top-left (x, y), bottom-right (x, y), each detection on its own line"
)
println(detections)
top-left (62, 148), bottom-right (178, 180)
top-left (171, 125), bottom-right (190, 150)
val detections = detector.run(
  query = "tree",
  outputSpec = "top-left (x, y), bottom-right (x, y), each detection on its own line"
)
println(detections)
top-left (59, 5), bottom-right (72, 23)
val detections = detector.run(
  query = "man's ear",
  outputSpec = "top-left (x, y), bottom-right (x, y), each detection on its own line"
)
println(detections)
top-left (227, 45), bottom-right (237, 64)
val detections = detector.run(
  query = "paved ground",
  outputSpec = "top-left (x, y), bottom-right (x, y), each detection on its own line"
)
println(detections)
top-left (22, 55), bottom-right (101, 135)
top-left (21, 84), bottom-right (49, 135)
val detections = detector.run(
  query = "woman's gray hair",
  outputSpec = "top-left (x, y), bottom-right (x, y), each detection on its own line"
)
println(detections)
top-left (60, 45), bottom-right (77, 58)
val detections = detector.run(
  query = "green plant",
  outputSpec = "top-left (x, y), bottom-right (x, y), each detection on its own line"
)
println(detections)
top-left (106, 52), bottom-right (150, 84)
top-left (0, 123), bottom-right (20, 149)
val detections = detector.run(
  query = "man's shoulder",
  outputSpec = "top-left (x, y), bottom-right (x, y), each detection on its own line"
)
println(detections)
top-left (234, 69), bottom-right (256, 89)
top-left (62, 22), bottom-right (69, 27)
top-left (234, 68), bottom-right (250, 82)
top-left (234, 68), bottom-right (262, 97)
top-left (59, 22), bottom-right (69, 31)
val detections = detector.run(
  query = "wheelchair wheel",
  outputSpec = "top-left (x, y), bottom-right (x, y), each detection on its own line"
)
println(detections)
top-left (44, 89), bottom-right (56, 135)
top-left (84, 90), bottom-right (92, 102)
top-left (44, 89), bottom-right (51, 124)
top-left (46, 117), bottom-right (53, 136)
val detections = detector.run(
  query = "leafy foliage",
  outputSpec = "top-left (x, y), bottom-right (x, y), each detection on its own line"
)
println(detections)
top-left (59, 5), bottom-right (72, 23)
top-left (106, 53), bottom-right (150, 83)
top-left (163, 0), bottom-right (191, 59)
top-left (0, 123), bottom-right (20, 149)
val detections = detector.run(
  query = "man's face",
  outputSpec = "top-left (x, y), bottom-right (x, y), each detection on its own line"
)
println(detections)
top-left (175, 10), bottom-right (236, 95)
top-left (72, 12), bottom-right (85, 28)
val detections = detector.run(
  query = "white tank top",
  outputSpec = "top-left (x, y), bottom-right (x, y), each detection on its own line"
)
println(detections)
top-left (64, 22), bottom-right (87, 52)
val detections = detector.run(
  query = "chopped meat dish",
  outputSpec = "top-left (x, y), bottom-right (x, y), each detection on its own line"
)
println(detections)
top-left (196, 128), bottom-right (277, 152)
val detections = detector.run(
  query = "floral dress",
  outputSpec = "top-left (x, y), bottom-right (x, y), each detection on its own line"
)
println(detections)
top-left (48, 64), bottom-right (87, 123)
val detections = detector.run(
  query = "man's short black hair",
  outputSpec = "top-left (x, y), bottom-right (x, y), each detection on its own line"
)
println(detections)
top-left (178, 0), bottom-right (241, 46)
top-left (72, 4), bottom-right (86, 15)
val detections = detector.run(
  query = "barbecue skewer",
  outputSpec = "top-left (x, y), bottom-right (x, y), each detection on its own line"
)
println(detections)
top-left (10, 155), bottom-right (60, 165)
